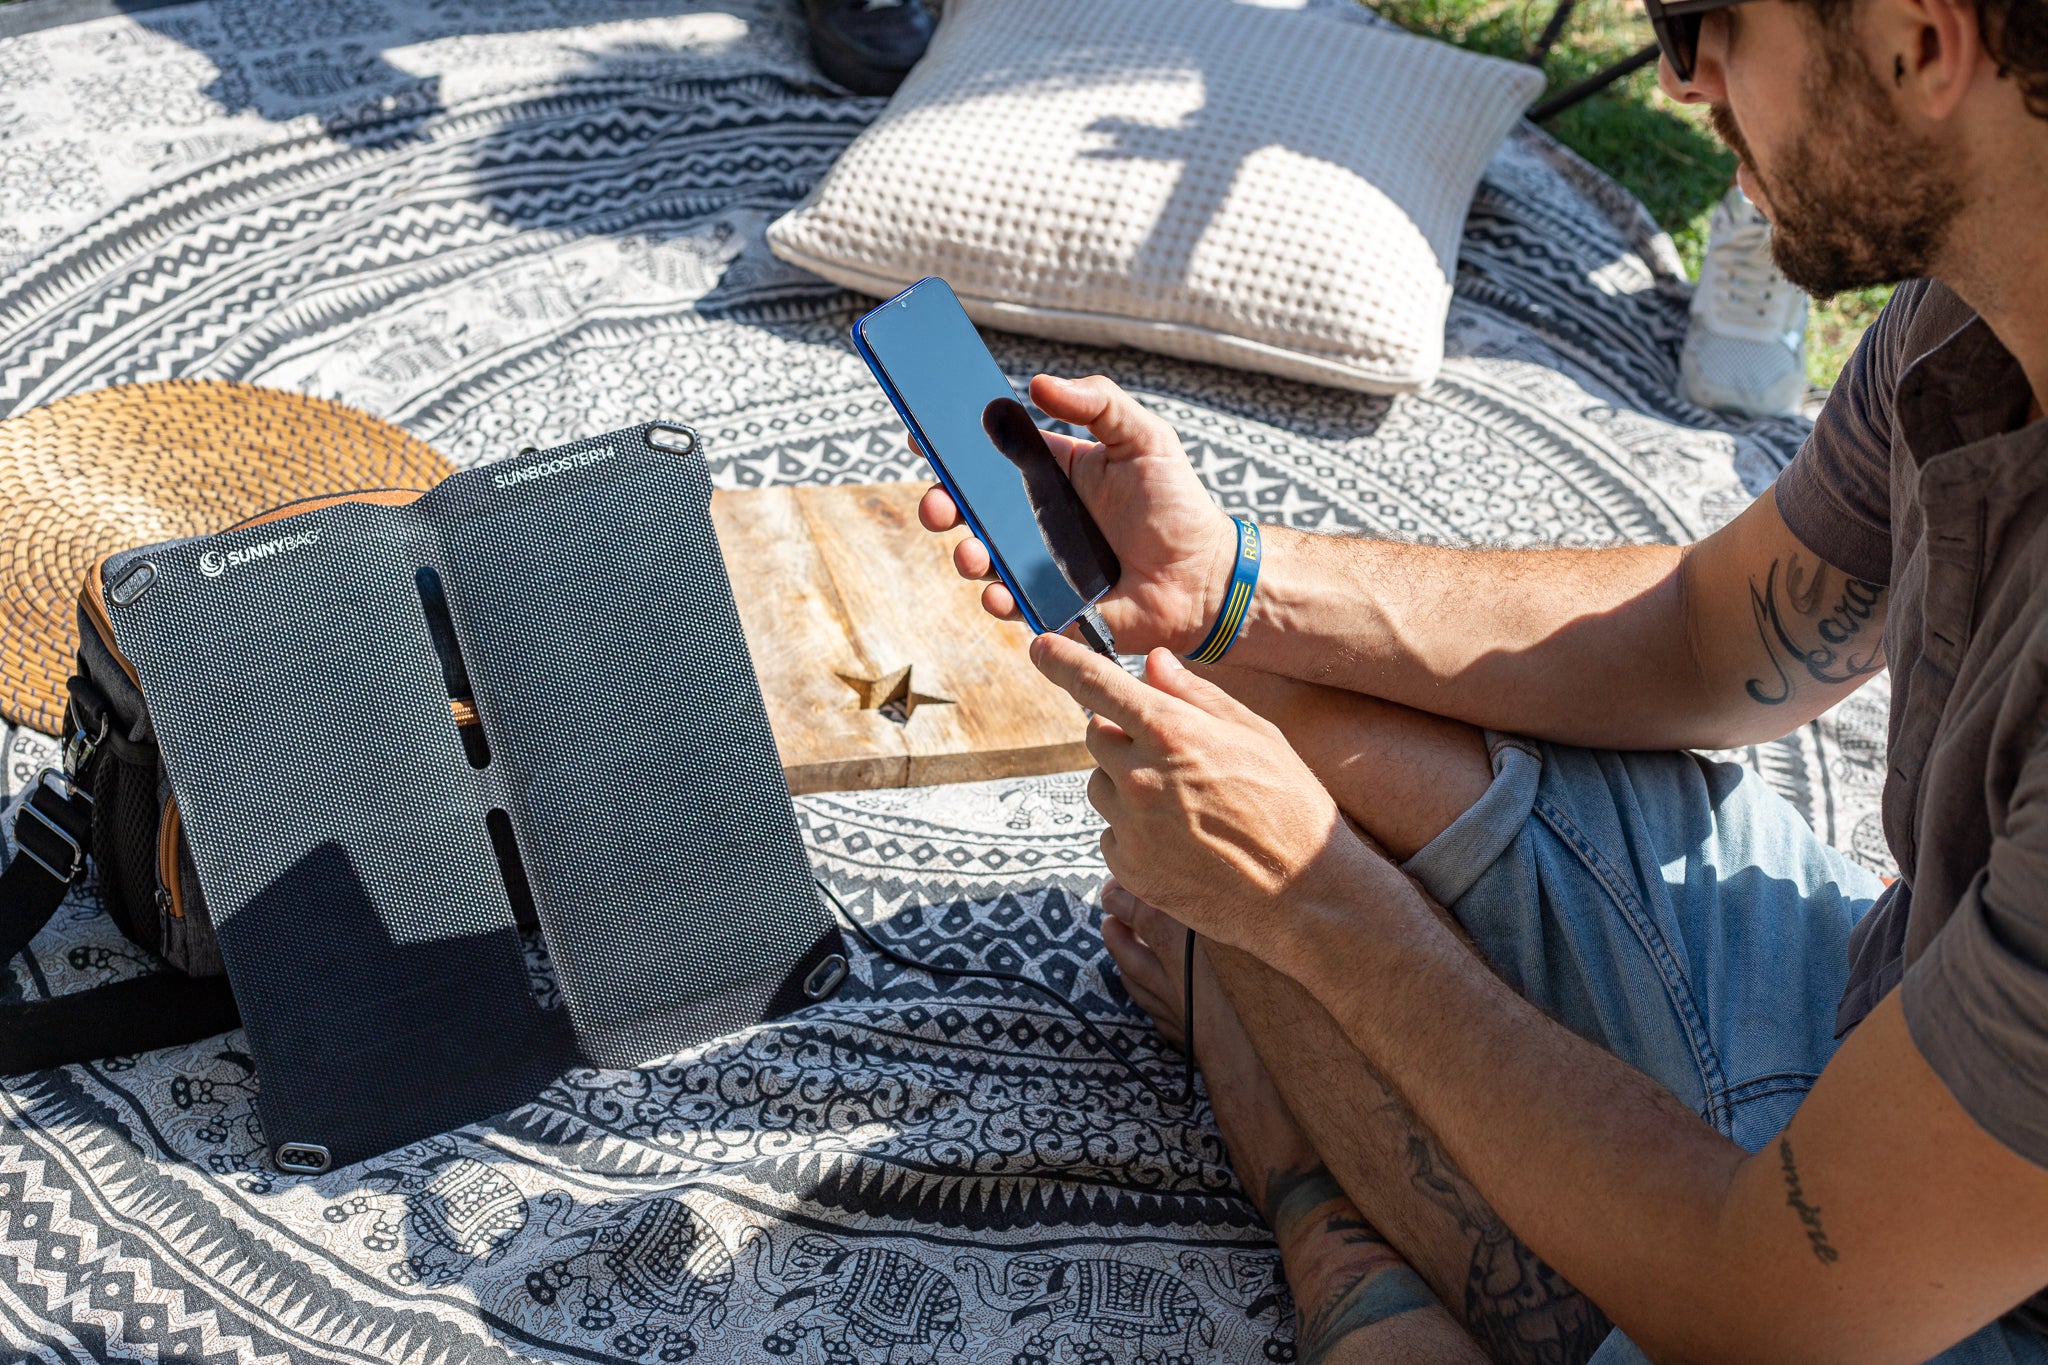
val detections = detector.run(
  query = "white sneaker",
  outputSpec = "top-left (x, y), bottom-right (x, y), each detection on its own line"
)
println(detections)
top-left (1681, 186), bottom-right (1809, 419)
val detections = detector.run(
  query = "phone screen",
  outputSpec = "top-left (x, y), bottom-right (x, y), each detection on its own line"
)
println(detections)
top-left (857, 280), bottom-right (1119, 633)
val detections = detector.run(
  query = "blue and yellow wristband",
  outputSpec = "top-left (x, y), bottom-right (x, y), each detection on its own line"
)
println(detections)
top-left (1185, 518), bottom-right (1261, 664)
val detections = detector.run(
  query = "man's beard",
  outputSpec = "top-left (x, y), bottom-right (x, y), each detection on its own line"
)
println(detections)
top-left (1710, 48), bottom-right (1961, 298)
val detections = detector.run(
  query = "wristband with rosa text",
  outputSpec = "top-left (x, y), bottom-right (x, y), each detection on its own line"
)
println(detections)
top-left (1185, 518), bottom-right (1261, 665)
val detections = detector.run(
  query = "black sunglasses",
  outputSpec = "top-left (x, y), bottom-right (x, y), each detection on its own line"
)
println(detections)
top-left (1644, 0), bottom-right (1757, 83)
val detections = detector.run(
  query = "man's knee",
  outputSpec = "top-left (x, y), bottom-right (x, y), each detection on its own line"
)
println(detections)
top-left (1195, 665), bottom-right (1494, 862)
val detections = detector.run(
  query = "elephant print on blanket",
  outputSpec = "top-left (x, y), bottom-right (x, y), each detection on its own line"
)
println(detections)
top-left (962, 1253), bottom-right (1215, 1365)
top-left (754, 1232), bottom-right (967, 1363)
top-left (519, 1193), bottom-right (738, 1361)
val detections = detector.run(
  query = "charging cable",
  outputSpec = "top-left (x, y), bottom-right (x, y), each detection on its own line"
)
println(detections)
top-left (1075, 605), bottom-right (1117, 659)
top-left (814, 876), bottom-right (1197, 1110)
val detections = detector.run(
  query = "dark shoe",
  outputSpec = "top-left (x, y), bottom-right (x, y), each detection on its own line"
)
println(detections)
top-left (802, 0), bottom-right (934, 97)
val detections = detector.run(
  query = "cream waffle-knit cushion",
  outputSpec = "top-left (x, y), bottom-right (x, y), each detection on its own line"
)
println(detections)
top-left (767, 0), bottom-right (1544, 393)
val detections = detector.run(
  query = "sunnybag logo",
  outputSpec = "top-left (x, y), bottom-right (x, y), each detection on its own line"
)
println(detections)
top-left (198, 528), bottom-right (322, 579)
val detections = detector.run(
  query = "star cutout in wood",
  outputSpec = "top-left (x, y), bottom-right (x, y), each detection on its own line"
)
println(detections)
top-left (837, 664), bottom-right (954, 725)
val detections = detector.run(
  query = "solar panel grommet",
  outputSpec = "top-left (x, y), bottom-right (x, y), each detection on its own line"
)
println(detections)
top-left (645, 424), bottom-right (698, 456)
top-left (274, 1142), bottom-right (333, 1175)
top-left (803, 954), bottom-right (849, 1000)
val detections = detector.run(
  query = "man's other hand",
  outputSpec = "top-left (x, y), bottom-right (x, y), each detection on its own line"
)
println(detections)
top-left (1031, 632), bottom-right (1378, 958)
top-left (916, 374), bottom-right (1238, 655)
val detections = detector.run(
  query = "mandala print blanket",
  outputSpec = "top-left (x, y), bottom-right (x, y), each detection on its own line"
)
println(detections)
top-left (0, 1), bottom-right (1894, 1361)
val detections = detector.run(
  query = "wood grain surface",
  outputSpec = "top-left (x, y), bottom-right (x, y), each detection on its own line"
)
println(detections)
top-left (710, 482), bottom-right (1091, 794)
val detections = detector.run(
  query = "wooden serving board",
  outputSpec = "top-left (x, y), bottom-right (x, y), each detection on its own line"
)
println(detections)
top-left (711, 482), bottom-right (1091, 794)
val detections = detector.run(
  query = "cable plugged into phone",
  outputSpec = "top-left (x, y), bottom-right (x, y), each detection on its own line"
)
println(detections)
top-left (1075, 605), bottom-right (1117, 659)
top-left (813, 876), bottom-right (1198, 1110)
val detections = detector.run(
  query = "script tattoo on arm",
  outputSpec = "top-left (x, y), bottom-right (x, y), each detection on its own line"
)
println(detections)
top-left (1745, 553), bottom-right (1887, 706)
top-left (1264, 1162), bottom-right (1438, 1362)
top-left (1406, 1135), bottom-right (1612, 1365)
top-left (1778, 1138), bottom-right (1840, 1265)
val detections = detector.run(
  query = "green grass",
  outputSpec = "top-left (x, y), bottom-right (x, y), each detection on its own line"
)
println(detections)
top-left (1371, 0), bottom-right (1886, 390)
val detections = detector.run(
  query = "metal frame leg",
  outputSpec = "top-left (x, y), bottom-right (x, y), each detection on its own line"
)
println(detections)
top-left (1529, 42), bottom-right (1661, 122)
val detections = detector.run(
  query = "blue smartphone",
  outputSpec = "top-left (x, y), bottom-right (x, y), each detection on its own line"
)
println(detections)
top-left (852, 277), bottom-right (1120, 636)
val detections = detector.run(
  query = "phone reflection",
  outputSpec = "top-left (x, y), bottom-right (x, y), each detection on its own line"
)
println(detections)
top-left (981, 397), bottom-right (1118, 606)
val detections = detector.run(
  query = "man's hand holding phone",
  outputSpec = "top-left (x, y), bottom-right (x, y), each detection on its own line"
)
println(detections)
top-left (915, 374), bottom-right (1240, 657)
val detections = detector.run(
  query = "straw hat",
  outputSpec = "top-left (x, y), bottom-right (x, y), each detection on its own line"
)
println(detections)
top-left (2, 381), bottom-right (453, 736)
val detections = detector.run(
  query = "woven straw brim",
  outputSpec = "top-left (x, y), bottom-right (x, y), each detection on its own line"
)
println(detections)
top-left (3, 380), bottom-right (453, 736)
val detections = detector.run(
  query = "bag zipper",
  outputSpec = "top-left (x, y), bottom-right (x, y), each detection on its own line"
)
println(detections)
top-left (157, 797), bottom-right (185, 920)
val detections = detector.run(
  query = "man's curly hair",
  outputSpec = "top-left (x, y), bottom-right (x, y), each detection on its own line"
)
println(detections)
top-left (1980, 0), bottom-right (2048, 116)
top-left (1807, 0), bottom-right (2048, 116)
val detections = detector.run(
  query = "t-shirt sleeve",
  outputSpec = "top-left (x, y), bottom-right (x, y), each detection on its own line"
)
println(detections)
top-left (1771, 282), bottom-right (1924, 586)
top-left (1903, 732), bottom-right (2048, 1166)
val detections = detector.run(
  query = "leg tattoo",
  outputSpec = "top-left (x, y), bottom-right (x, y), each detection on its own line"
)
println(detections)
top-left (1406, 1135), bottom-right (1611, 1365)
top-left (1266, 1162), bottom-right (1439, 1363)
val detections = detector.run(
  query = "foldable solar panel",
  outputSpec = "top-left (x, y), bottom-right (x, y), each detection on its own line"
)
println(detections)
top-left (94, 423), bottom-right (844, 1170)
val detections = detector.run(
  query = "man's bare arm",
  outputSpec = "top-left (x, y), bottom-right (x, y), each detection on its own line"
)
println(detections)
top-left (1233, 486), bottom-right (1885, 751)
top-left (1274, 864), bottom-right (2048, 1365)
top-left (922, 375), bottom-right (1886, 753)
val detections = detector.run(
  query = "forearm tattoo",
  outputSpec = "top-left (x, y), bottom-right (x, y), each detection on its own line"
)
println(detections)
top-left (1779, 1138), bottom-right (1839, 1265)
top-left (1745, 554), bottom-right (1886, 705)
top-left (1265, 1162), bottom-right (1437, 1362)
top-left (1406, 1136), bottom-right (1612, 1365)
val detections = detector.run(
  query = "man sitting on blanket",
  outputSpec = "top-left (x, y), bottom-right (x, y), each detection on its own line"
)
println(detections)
top-left (917, 1), bottom-right (2048, 1359)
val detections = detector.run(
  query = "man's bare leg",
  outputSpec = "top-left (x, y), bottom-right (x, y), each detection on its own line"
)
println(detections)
top-left (1103, 667), bottom-right (1612, 1365)
top-left (1171, 933), bottom-right (1490, 1362)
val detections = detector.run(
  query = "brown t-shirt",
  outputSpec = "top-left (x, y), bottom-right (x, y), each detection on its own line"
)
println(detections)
top-left (1776, 279), bottom-right (2048, 1167)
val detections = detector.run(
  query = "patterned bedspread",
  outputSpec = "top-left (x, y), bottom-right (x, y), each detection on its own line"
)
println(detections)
top-left (0, 2), bottom-right (1894, 1361)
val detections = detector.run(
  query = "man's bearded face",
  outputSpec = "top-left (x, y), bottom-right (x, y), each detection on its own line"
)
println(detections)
top-left (1711, 35), bottom-right (1961, 298)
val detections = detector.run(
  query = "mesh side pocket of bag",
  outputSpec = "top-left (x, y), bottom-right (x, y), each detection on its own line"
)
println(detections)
top-left (87, 730), bottom-right (163, 953)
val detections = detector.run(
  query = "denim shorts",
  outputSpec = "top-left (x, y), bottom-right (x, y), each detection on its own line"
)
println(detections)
top-left (1401, 733), bottom-right (2047, 1365)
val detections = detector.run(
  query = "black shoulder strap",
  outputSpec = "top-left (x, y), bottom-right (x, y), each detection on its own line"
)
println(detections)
top-left (0, 971), bottom-right (241, 1073)
top-left (0, 769), bottom-right (92, 964)
top-left (0, 767), bottom-right (241, 1072)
